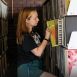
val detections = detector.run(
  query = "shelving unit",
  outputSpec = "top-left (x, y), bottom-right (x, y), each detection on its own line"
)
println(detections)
top-left (42, 0), bottom-right (67, 77)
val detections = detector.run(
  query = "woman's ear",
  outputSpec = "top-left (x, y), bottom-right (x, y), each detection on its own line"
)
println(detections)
top-left (26, 19), bottom-right (29, 23)
top-left (26, 16), bottom-right (31, 23)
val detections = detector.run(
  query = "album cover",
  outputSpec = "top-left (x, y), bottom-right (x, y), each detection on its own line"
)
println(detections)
top-left (47, 20), bottom-right (57, 47)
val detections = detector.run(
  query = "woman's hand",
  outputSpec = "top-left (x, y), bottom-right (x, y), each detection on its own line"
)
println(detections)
top-left (45, 28), bottom-right (51, 40)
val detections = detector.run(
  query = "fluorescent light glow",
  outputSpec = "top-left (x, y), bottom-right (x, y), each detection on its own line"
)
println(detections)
top-left (68, 31), bottom-right (77, 49)
top-left (67, 0), bottom-right (77, 15)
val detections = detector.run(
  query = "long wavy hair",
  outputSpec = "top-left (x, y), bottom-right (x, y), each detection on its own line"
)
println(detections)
top-left (16, 7), bottom-right (36, 45)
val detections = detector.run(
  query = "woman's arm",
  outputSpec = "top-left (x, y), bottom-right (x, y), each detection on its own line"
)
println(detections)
top-left (31, 39), bottom-right (48, 57)
top-left (31, 28), bottom-right (50, 57)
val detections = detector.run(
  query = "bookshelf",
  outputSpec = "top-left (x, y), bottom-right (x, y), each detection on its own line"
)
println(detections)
top-left (42, 0), bottom-right (67, 77)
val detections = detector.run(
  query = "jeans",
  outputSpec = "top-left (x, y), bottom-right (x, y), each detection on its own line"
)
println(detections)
top-left (17, 60), bottom-right (43, 77)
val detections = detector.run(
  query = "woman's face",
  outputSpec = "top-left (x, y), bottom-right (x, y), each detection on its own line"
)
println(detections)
top-left (26, 11), bottom-right (39, 27)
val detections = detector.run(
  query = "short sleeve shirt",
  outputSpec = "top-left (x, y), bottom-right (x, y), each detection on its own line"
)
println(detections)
top-left (17, 33), bottom-right (40, 66)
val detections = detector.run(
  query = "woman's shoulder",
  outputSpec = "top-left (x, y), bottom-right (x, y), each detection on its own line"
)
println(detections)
top-left (23, 33), bottom-right (33, 42)
top-left (23, 32), bottom-right (31, 39)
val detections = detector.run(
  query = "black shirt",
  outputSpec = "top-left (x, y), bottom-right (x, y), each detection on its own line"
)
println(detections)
top-left (17, 33), bottom-right (40, 67)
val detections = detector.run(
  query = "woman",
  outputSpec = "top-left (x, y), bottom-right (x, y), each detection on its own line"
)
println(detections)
top-left (16, 7), bottom-right (56, 77)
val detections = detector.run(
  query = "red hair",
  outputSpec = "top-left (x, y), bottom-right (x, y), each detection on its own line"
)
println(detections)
top-left (16, 7), bottom-right (36, 44)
